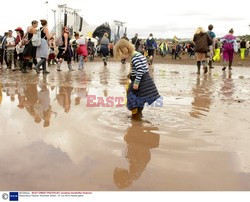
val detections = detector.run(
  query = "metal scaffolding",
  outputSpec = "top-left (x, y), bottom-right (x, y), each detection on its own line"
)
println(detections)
top-left (56, 4), bottom-right (82, 36)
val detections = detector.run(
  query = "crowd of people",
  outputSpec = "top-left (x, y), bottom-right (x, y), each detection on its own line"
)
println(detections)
top-left (0, 20), bottom-right (249, 74)
top-left (0, 19), bottom-right (96, 73)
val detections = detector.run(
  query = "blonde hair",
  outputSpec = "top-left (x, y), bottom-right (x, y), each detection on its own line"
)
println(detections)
top-left (114, 39), bottom-right (135, 60)
top-left (195, 27), bottom-right (205, 35)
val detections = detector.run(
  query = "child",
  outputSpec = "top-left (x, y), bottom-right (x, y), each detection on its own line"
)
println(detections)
top-left (48, 37), bottom-right (57, 66)
top-left (114, 39), bottom-right (160, 120)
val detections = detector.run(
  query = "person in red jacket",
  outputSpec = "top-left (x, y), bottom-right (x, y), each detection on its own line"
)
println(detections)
top-left (75, 32), bottom-right (87, 70)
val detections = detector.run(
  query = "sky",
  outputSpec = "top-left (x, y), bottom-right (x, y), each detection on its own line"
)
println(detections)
top-left (0, 0), bottom-right (249, 39)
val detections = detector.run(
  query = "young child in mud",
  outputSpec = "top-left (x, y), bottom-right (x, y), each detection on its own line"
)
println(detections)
top-left (114, 39), bottom-right (160, 120)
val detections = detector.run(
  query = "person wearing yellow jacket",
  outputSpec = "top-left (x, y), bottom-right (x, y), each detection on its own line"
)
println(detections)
top-left (213, 39), bottom-right (221, 62)
top-left (159, 41), bottom-right (167, 57)
top-left (240, 39), bottom-right (246, 60)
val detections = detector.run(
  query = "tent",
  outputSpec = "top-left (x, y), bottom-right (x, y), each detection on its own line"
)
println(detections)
top-left (92, 23), bottom-right (111, 40)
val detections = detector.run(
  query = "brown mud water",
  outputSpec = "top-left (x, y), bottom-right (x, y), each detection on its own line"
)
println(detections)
top-left (0, 62), bottom-right (250, 191)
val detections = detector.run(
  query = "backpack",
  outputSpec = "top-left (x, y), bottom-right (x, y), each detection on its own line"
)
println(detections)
top-left (55, 35), bottom-right (63, 47)
top-left (207, 31), bottom-right (216, 39)
top-left (223, 40), bottom-right (233, 51)
top-left (32, 28), bottom-right (44, 47)
top-left (146, 38), bottom-right (157, 49)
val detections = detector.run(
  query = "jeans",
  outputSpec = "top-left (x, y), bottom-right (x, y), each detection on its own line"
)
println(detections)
top-left (35, 58), bottom-right (47, 72)
top-left (78, 55), bottom-right (84, 70)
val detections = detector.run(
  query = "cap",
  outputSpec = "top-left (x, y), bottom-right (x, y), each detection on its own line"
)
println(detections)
top-left (15, 27), bottom-right (23, 31)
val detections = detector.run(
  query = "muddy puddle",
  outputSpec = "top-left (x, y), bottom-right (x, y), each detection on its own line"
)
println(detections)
top-left (0, 62), bottom-right (250, 190)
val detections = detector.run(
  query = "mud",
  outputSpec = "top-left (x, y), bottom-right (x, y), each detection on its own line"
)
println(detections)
top-left (0, 61), bottom-right (250, 191)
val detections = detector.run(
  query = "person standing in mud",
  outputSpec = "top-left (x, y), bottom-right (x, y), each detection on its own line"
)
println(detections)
top-left (220, 28), bottom-right (237, 71)
top-left (56, 26), bottom-right (74, 71)
top-left (171, 41), bottom-right (176, 59)
top-left (14, 28), bottom-right (22, 69)
top-left (34, 19), bottom-right (52, 74)
top-left (174, 41), bottom-right (182, 60)
top-left (213, 38), bottom-right (221, 62)
top-left (74, 32), bottom-right (87, 70)
top-left (131, 33), bottom-right (140, 51)
top-left (22, 20), bottom-right (39, 73)
top-left (14, 27), bottom-right (25, 70)
top-left (5, 30), bottom-right (16, 70)
top-left (48, 37), bottom-right (57, 66)
top-left (87, 38), bottom-right (95, 60)
top-left (114, 39), bottom-right (160, 120)
top-left (193, 27), bottom-right (213, 74)
top-left (0, 32), bottom-right (9, 68)
top-left (72, 38), bottom-right (78, 62)
top-left (246, 41), bottom-right (250, 56)
top-left (121, 33), bottom-right (129, 41)
top-left (240, 38), bottom-right (246, 60)
top-left (207, 24), bottom-right (216, 69)
top-left (145, 33), bottom-right (157, 65)
top-left (100, 32), bottom-right (109, 66)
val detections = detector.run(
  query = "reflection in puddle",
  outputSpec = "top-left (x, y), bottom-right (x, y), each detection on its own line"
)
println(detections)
top-left (114, 120), bottom-right (160, 189)
top-left (220, 71), bottom-right (235, 101)
top-left (190, 74), bottom-right (214, 118)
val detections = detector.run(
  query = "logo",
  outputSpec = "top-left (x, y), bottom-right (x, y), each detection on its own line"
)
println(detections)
top-left (86, 95), bottom-right (163, 108)
top-left (9, 192), bottom-right (18, 201)
top-left (2, 193), bottom-right (8, 200)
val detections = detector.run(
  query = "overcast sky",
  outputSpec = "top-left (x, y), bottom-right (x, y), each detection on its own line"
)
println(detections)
top-left (0, 0), bottom-right (249, 39)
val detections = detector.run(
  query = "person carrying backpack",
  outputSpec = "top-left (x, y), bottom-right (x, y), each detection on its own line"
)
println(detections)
top-left (207, 24), bottom-right (216, 69)
top-left (34, 19), bottom-right (53, 74)
top-left (221, 29), bottom-right (237, 71)
top-left (145, 33), bottom-right (157, 65)
top-left (22, 20), bottom-right (39, 73)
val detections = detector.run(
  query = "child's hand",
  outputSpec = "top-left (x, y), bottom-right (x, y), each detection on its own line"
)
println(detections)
top-left (133, 83), bottom-right (139, 90)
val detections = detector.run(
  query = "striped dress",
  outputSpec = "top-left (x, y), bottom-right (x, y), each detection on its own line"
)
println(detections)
top-left (127, 52), bottom-right (160, 110)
